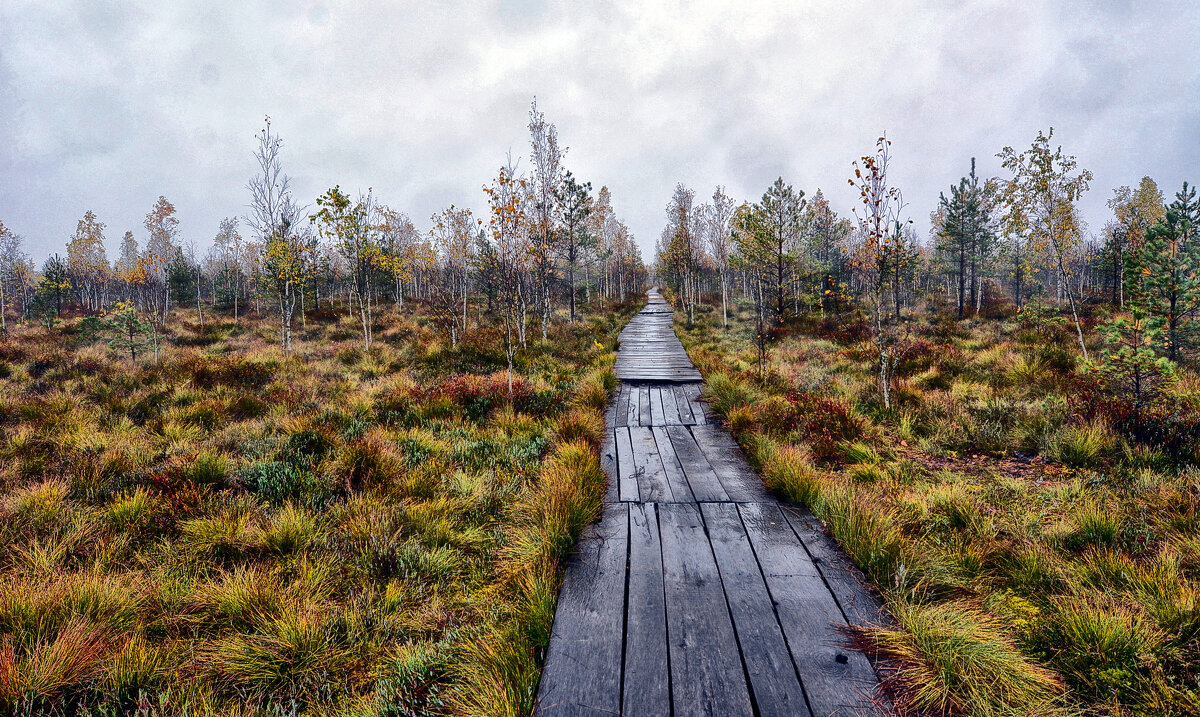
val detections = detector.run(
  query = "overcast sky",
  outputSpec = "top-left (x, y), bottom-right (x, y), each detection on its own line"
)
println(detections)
top-left (2, 0), bottom-right (1198, 263)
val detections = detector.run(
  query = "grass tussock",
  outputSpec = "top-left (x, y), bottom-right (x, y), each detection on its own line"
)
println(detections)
top-left (857, 601), bottom-right (1067, 717)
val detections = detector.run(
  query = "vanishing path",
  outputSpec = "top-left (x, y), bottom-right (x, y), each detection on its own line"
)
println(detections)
top-left (535, 290), bottom-right (888, 716)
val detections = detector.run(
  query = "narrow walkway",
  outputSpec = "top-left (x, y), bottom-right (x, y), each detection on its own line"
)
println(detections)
top-left (536, 291), bottom-right (888, 716)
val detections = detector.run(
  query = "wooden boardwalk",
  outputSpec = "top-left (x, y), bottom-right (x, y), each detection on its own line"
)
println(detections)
top-left (536, 290), bottom-right (888, 716)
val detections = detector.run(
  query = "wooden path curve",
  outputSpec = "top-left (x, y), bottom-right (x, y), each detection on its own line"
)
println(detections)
top-left (536, 290), bottom-right (889, 716)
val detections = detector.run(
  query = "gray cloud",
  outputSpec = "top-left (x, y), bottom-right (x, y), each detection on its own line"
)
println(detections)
top-left (1, 0), bottom-right (1198, 261)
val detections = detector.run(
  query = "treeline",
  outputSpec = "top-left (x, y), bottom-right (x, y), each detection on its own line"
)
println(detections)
top-left (657, 129), bottom-right (1198, 405)
top-left (0, 100), bottom-right (646, 360)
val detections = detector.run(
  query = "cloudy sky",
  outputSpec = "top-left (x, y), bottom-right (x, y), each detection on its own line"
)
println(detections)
top-left (2, 0), bottom-right (1198, 262)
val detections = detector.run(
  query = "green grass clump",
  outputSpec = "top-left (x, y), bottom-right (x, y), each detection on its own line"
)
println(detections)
top-left (763, 444), bottom-right (826, 507)
top-left (858, 601), bottom-right (1066, 716)
top-left (1053, 420), bottom-right (1116, 468)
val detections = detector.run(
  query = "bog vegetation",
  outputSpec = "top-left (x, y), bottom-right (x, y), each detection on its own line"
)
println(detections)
top-left (660, 131), bottom-right (1200, 716)
top-left (0, 103), bottom-right (646, 715)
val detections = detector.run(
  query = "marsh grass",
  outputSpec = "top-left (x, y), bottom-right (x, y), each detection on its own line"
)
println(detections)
top-left (0, 298), bottom-right (639, 715)
top-left (676, 297), bottom-right (1200, 715)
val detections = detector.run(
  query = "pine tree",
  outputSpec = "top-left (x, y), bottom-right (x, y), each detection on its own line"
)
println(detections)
top-left (936, 159), bottom-right (992, 318)
top-left (1129, 208), bottom-right (1200, 361)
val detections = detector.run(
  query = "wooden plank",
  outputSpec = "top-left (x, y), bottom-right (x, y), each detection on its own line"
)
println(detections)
top-left (601, 431), bottom-right (618, 504)
top-left (613, 384), bottom-right (629, 428)
top-left (638, 386), bottom-right (651, 427)
top-left (650, 388), bottom-right (666, 426)
top-left (691, 425), bottom-right (771, 502)
top-left (741, 503), bottom-right (882, 715)
top-left (624, 384), bottom-right (639, 427)
top-left (664, 425), bottom-right (729, 502)
top-left (629, 426), bottom-right (673, 502)
top-left (782, 506), bottom-right (890, 628)
top-left (614, 427), bottom-right (639, 502)
top-left (536, 503), bottom-right (629, 716)
top-left (658, 502), bottom-right (754, 716)
top-left (660, 385), bottom-right (683, 426)
top-left (683, 383), bottom-right (708, 425)
top-left (674, 385), bottom-right (695, 425)
top-left (651, 426), bottom-right (695, 503)
top-left (701, 502), bottom-right (811, 716)
top-left (623, 503), bottom-right (670, 716)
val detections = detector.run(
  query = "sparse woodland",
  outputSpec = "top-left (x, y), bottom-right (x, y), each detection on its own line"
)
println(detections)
top-left (0, 103), bottom-right (646, 715)
top-left (660, 131), bottom-right (1200, 715)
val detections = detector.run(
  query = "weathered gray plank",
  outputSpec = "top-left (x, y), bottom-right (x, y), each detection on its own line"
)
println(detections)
top-left (623, 503), bottom-right (670, 716)
top-left (664, 425), bottom-right (729, 502)
top-left (684, 383), bottom-right (709, 425)
top-left (536, 503), bottom-right (629, 716)
top-left (651, 426), bottom-right (696, 503)
top-left (638, 386), bottom-right (651, 427)
top-left (691, 425), bottom-right (771, 502)
top-left (629, 426), bottom-right (673, 502)
top-left (614, 384), bottom-right (629, 428)
top-left (649, 388), bottom-right (666, 426)
top-left (601, 431), bottom-right (618, 504)
top-left (659, 502), bottom-right (754, 716)
top-left (741, 503), bottom-right (882, 715)
top-left (673, 385), bottom-right (695, 425)
top-left (615, 426), bottom-right (639, 502)
top-left (625, 384), bottom-right (639, 427)
top-left (660, 385), bottom-right (683, 426)
top-left (782, 506), bottom-right (890, 628)
top-left (701, 502), bottom-right (811, 716)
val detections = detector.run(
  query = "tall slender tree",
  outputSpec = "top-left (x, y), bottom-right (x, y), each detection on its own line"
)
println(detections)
top-left (998, 128), bottom-right (1093, 359)
top-left (704, 186), bottom-right (737, 328)
top-left (557, 172), bottom-right (592, 322)
top-left (849, 135), bottom-right (912, 409)
top-left (67, 210), bottom-right (110, 312)
top-left (247, 117), bottom-right (306, 352)
top-left (527, 99), bottom-right (565, 339)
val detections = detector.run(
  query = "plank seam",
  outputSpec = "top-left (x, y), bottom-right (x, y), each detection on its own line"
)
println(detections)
top-left (654, 504), bottom-right (676, 717)
top-left (735, 503), bottom-right (817, 717)
top-left (697, 503), bottom-right (762, 717)
top-left (618, 504), bottom-right (631, 712)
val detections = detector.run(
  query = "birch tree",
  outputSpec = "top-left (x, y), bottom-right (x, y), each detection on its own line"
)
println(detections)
top-left (0, 222), bottom-right (34, 332)
top-left (247, 117), bottom-right (305, 352)
top-left (67, 210), bottom-right (109, 312)
top-left (485, 159), bottom-right (532, 393)
top-left (528, 99), bottom-right (565, 338)
top-left (849, 135), bottom-right (912, 409)
top-left (703, 186), bottom-right (736, 328)
top-left (430, 205), bottom-right (476, 347)
top-left (998, 129), bottom-right (1093, 359)
top-left (313, 186), bottom-right (381, 349)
